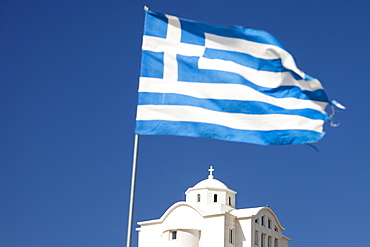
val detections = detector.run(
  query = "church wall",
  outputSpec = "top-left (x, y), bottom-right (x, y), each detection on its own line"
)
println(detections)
top-left (187, 187), bottom-right (236, 208)
top-left (162, 204), bottom-right (204, 230)
top-left (206, 189), bottom-right (226, 205)
top-left (225, 214), bottom-right (236, 247)
top-left (137, 224), bottom-right (163, 247)
top-left (164, 229), bottom-right (200, 247)
top-left (137, 204), bottom-right (204, 247)
top-left (227, 192), bottom-right (235, 207)
top-left (187, 189), bottom-right (208, 205)
top-left (253, 209), bottom-right (286, 247)
top-left (202, 215), bottom-right (225, 247)
top-left (236, 218), bottom-right (252, 247)
top-left (281, 237), bottom-right (289, 247)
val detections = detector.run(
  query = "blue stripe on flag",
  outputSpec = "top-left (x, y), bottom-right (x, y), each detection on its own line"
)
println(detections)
top-left (140, 51), bottom-right (164, 78)
top-left (135, 120), bottom-right (325, 145)
top-left (144, 11), bottom-right (168, 38)
top-left (179, 16), bottom-right (285, 49)
top-left (138, 92), bottom-right (329, 121)
top-left (137, 10), bottom-right (336, 145)
top-left (203, 48), bottom-right (287, 72)
top-left (177, 55), bottom-right (329, 102)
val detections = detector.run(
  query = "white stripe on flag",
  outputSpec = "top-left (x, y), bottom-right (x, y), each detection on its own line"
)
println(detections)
top-left (198, 57), bottom-right (324, 91)
top-left (138, 78), bottom-right (327, 112)
top-left (136, 10), bottom-right (338, 145)
top-left (205, 33), bottom-right (305, 78)
top-left (136, 105), bottom-right (324, 132)
top-left (142, 35), bottom-right (205, 56)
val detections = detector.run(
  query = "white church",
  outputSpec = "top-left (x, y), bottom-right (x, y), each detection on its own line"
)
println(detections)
top-left (136, 167), bottom-right (291, 247)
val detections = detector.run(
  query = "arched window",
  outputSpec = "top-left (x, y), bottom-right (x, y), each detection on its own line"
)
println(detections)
top-left (228, 196), bottom-right (232, 206)
top-left (214, 194), bottom-right (218, 202)
top-left (197, 194), bottom-right (201, 202)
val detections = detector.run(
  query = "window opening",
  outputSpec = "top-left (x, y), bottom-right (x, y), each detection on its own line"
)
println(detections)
top-left (197, 194), bottom-right (201, 202)
top-left (229, 229), bottom-right (234, 244)
top-left (229, 196), bottom-right (232, 206)
top-left (274, 238), bottom-right (278, 247)
top-left (268, 219), bottom-right (271, 228)
top-left (261, 233), bottom-right (265, 247)
top-left (171, 231), bottom-right (177, 240)
top-left (261, 216), bottom-right (265, 226)
top-left (214, 194), bottom-right (218, 202)
top-left (254, 231), bottom-right (259, 245)
top-left (268, 236), bottom-right (271, 247)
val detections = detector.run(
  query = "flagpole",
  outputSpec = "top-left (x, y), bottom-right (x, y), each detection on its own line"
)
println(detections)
top-left (126, 8), bottom-right (147, 247)
top-left (126, 134), bottom-right (139, 247)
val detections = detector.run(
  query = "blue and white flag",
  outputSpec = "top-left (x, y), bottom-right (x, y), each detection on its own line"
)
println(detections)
top-left (135, 10), bottom-right (333, 145)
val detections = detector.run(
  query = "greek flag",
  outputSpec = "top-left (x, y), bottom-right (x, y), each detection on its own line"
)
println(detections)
top-left (135, 10), bottom-right (332, 145)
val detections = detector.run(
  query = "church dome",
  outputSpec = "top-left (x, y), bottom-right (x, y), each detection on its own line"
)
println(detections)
top-left (186, 166), bottom-right (234, 193)
top-left (185, 166), bottom-right (237, 208)
top-left (193, 177), bottom-right (228, 190)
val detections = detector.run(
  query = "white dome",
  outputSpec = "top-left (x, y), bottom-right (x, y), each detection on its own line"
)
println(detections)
top-left (192, 177), bottom-right (228, 190)
top-left (184, 167), bottom-right (237, 209)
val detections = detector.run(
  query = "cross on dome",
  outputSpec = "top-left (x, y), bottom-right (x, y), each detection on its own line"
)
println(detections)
top-left (208, 166), bottom-right (214, 179)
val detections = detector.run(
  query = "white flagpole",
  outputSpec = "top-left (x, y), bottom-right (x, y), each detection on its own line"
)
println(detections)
top-left (126, 8), bottom-right (148, 247)
top-left (126, 134), bottom-right (139, 247)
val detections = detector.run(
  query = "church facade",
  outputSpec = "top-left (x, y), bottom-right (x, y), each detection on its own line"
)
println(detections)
top-left (136, 167), bottom-right (291, 247)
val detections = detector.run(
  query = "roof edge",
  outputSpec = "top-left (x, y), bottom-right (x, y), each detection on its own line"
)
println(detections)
top-left (137, 201), bottom-right (205, 226)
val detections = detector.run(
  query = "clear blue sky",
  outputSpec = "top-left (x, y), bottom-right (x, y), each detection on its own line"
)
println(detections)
top-left (1, 1), bottom-right (369, 247)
